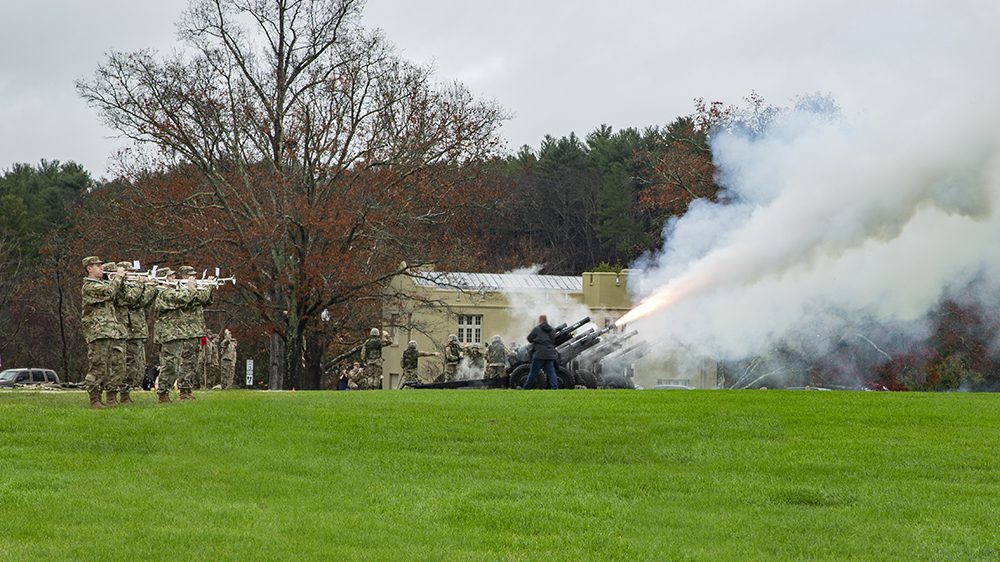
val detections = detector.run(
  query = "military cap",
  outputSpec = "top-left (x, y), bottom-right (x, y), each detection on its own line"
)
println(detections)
top-left (117, 261), bottom-right (133, 270)
top-left (159, 268), bottom-right (174, 278)
top-left (82, 256), bottom-right (102, 268)
top-left (102, 262), bottom-right (117, 272)
top-left (177, 265), bottom-right (196, 276)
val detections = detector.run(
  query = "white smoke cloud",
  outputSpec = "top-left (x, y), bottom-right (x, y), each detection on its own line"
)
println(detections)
top-left (628, 1), bottom-right (1000, 362)
top-left (499, 265), bottom-right (597, 346)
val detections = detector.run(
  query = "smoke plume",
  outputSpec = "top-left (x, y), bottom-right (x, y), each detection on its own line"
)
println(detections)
top-left (498, 265), bottom-right (597, 346)
top-left (628, 3), bottom-right (1000, 367)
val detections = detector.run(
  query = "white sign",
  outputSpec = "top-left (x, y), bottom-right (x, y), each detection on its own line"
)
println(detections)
top-left (246, 359), bottom-right (254, 387)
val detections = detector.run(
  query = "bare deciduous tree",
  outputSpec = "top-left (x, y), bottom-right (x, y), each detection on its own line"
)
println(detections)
top-left (78, 0), bottom-right (507, 388)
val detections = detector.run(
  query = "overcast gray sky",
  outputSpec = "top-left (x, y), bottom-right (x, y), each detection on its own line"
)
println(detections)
top-left (0, 0), bottom-right (968, 179)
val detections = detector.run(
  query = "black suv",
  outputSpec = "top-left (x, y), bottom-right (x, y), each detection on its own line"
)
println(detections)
top-left (0, 368), bottom-right (61, 388)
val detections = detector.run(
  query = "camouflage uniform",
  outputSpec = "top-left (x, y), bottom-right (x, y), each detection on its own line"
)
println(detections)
top-left (100, 262), bottom-right (132, 400)
top-left (119, 262), bottom-right (156, 399)
top-left (443, 336), bottom-right (463, 382)
top-left (399, 341), bottom-right (437, 388)
top-left (207, 334), bottom-right (221, 387)
top-left (181, 267), bottom-right (213, 393)
top-left (347, 363), bottom-right (364, 390)
top-left (154, 269), bottom-right (213, 399)
top-left (219, 332), bottom-right (237, 388)
top-left (81, 257), bottom-right (127, 407)
top-left (361, 329), bottom-right (393, 390)
top-left (485, 336), bottom-right (508, 380)
top-left (465, 344), bottom-right (485, 378)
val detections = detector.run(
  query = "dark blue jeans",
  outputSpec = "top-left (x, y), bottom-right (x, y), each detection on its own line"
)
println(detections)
top-left (523, 358), bottom-right (558, 389)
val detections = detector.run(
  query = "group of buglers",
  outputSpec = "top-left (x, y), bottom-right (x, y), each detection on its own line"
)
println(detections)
top-left (80, 256), bottom-right (236, 409)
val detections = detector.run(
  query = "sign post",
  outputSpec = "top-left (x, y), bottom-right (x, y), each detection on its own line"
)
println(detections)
top-left (246, 359), bottom-right (254, 388)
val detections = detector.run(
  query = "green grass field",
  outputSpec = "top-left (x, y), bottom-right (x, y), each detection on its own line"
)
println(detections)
top-left (1, 389), bottom-right (998, 561)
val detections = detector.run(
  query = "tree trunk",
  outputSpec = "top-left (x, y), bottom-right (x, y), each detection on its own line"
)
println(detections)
top-left (269, 332), bottom-right (285, 390)
top-left (283, 312), bottom-right (305, 390)
top-left (55, 256), bottom-right (70, 381)
top-left (304, 330), bottom-right (325, 390)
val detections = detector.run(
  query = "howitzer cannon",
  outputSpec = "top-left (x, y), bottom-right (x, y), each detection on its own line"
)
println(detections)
top-left (595, 341), bottom-right (651, 389)
top-left (566, 329), bottom-right (639, 388)
top-left (407, 315), bottom-right (643, 390)
top-left (506, 316), bottom-right (599, 389)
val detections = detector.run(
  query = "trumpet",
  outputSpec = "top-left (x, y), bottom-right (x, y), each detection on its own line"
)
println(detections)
top-left (104, 270), bottom-right (157, 284)
top-left (156, 276), bottom-right (237, 289)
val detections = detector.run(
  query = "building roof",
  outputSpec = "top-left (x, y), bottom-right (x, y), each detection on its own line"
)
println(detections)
top-left (412, 272), bottom-right (582, 293)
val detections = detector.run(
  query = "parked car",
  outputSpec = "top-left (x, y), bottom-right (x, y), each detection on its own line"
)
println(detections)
top-left (0, 368), bottom-right (61, 388)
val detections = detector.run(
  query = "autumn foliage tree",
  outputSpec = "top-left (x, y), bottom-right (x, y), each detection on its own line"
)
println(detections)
top-left (77, 0), bottom-right (506, 389)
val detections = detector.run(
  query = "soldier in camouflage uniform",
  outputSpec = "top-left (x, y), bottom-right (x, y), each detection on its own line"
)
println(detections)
top-left (442, 334), bottom-right (463, 382)
top-left (219, 329), bottom-right (237, 388)
top-left (154, 267), bottom-right (214, 402)
top-left (81, 256), bottom-right (127, 408)
top-left (465, 343), bottom-right (485, 378)
top-left (100, 262), bottom-right (132, 405)
top-left (398, 340), bottom-right (439, 388)
top-left (347, 361), bottom-right (363, 390)
top-left (484, 335), bottom-right (508, 381)
top-left (117, 261), bottom-right (156, 403)
top-left (207, 332), bottom-right (222, 388)
top-left (360, 328), bottom-right (393, 390)
top-left (179, 266), bottom-right (214, 396)
top-left (153, 268), bottom-right (185, 402)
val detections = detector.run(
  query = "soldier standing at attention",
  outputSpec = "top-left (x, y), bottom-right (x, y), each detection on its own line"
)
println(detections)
top-left (207, 332), bottom-right (222, 388)
top-left (81, 256), bottom-right (127, 408)
top-left (118, 261), bottom-right (156, 403)
top-left (443, 334), bottom-right (463, 382)
top-left (398, 340), bottom-right (439, 388)
top-left (360, 328), bottom-right (393, 390)
top-left (219, 329), bottom-right (237, 388)
top-left (484, 335), bottom-right (508, 381)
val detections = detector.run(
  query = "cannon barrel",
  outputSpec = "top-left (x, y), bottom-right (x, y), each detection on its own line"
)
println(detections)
top-left (553, 316), bottom-right (591, 347)
top-left (557, 326), bottom-right (610, 364)
top-left (601, 341), bottom-right (650, 365)
top-left (557, 327), bottom-right (595, 351)
top-left (509, 316), bottom-right (594, 370)
top-left (575, 330), bottom-right (638, 365)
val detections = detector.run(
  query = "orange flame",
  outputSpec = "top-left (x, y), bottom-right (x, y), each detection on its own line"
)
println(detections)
top-left (615, 287), bottom-right (682, 326)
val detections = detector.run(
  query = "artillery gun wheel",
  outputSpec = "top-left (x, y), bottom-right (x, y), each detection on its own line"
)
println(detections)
top-left (555, 367), bottom-right (576, 389)
top-left (508, 364), bottom-right (576, 389)
top-left (574, 369), bottom-right (598, 389)
top-left (508, 364), bottom-right (538, 389)
top-left (600, 373), bottom-right (635, 389)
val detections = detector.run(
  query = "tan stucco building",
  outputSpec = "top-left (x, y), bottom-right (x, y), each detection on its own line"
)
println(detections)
top-left (380, 268), bottom-right (716, 389)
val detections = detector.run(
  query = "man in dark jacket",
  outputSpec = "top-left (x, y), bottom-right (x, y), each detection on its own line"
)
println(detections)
top-left (521, 315), bottom-right (559, 389)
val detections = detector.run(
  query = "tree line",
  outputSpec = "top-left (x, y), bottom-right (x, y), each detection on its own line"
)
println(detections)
top-left (1, 0), bottom-right (996, 391)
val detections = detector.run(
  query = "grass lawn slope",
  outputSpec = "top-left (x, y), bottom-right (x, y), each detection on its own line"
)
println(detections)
top-left (1, 389), bottom-right (999, 560)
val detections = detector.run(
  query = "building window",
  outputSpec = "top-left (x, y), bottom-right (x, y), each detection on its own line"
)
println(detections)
top-left (457, 314), bottom-right (482, 344)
